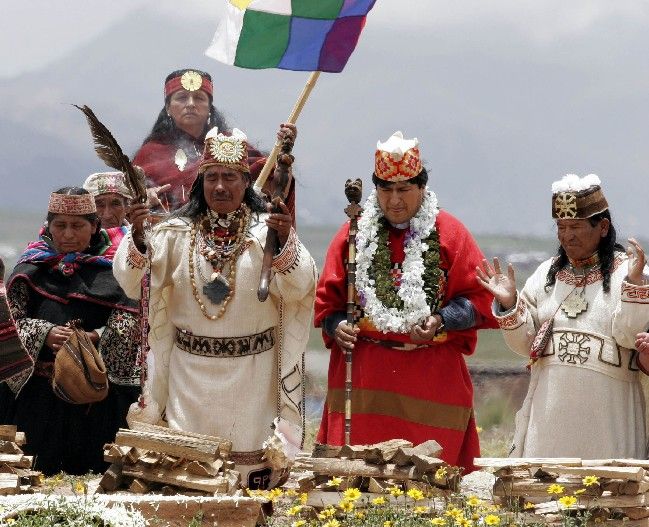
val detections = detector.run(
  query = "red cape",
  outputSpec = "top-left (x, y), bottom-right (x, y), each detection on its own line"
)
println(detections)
top-left (315, 210), bottom-right (497, 472)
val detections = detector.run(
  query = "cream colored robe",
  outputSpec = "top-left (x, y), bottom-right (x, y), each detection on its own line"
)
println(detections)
top-left (495, 253), bottom-right (649, 458)
top-left (113, 214), bottom-right (316, 485)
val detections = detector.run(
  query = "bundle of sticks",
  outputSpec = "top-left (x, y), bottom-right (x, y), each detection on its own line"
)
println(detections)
top-left (293, 439), bottom-right (460, 508)
top-left (476, 457), bottom-right (649, 526)
top-left (99, 423), bottom-right (240, 497)
top-left (0, 425), bottom-right (41, 495)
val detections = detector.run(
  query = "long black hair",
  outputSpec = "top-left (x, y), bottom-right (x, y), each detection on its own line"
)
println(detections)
top-left (545, 209), bottom-right (624, 293)
top-left (45, 187), bottom-right (104, 253)
top-left (140, 69), bottom-right (229, 147)
top-left (173, 173), bottom-right (267, 221)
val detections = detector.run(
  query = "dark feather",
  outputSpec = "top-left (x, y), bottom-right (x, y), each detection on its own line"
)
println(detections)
top-left (74, 104), bottom-right (147, 203)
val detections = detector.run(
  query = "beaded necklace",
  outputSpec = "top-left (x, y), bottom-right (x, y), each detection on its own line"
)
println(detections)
top-left (188, 205), bottom-right (251, 320)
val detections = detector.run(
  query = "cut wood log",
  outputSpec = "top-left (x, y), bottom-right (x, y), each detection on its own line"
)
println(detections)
top-left (0, 454), bottom-right (30, 468)
top-left (338, 444), bottom-right (367, 460)
top-left (0, 441), bottom-right (21, 455)
top-left (624, 508), bottom-right (649, 520)
top-left (0, 425), bottom-right (17, 442)
top-left (104, 444), bottom-right (130, 464)
top-left (493, 477), bottom-right (602, 498)
top-left (393, 440), bottom-right (443, 467)
top-left (116, 428), bottom-right (222, 463)
top-left (294, 455), bottom-right (419, 481)
top-left (474, 458), bottom-right (583, 469)
top-left (534, 492), bottom-right (649, 512)
top-left (368, 477), bottom-right (389, 494)
top-left (140, 453), bottom-right (162, 468)
top-left (0, 473), bottom-right (19, 495)
top-left (99, 464), bottom-right (123, 492)
top-left (187, 460), bottom-right (220, 477)
top-left (122, 463), bottom-right (229, 494)
top-left (160, 485), bottom-right (177, 496)
top-left (364, 439), bottom-right (413, 465)
top-left (0, 463), bottom-right (16, 474)
top-left (224, 469), bottom-right (241, 495)
top-left (129, 478), bottom-right (150, 494)
top-left (129, 423), bottom-right (232, 457)
top-left (312, 444), bottom-right (342, 459)
top-left (411, 454), bottom-right (445, 475)
top-left (582, 459), bottom-right (649, 469)
top-left (296, 473), bottom-right (316, 492)
top-left (541, 465), bottom-right (646, 482)
top-left (126, 447), bottom-right (145, 465)
top-left (14, 432), bottom-right (25, 446)
top-left (622, 481), bottom-right (649, 495)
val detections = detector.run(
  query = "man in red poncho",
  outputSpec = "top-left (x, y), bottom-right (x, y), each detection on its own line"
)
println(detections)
top-left (315, 131), bottom-right (498, 472)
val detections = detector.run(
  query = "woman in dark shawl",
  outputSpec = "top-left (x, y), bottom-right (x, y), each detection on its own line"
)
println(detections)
top-left (0, 187), bottom-right (138, 475)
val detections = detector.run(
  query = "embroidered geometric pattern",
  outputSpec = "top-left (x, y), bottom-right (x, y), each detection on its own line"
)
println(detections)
top-left (272, 228), bottom-right (300, 274)
top-left (556, 256), bottom-right (623, 286)
top-left (498, 300), bottom-right (527, 330)
top-left (558, 332), bottom-right (591, 364)
top-left (375, 147), bottom-right (422, 182)
top-left (175, 326), bottom-right (275, 358)
top-left (621, 282), bottom-right (649, 303)
top-left (553, 192), bottom-right (578, 219)
top-left (48, 193), bottom-right (96, 215)
top-left (126, 239), bottom-right (147, 270)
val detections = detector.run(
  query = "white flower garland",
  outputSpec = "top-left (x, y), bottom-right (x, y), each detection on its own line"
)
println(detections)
top-left (355, 188), bottom-right (439, 333)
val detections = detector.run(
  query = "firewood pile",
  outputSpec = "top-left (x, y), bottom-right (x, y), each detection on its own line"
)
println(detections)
top-left (0, 425), bottom-right (42, 495)
top-left (476, 457), bottom-right (649, 526)
top-left (292, 439), bottom-right (460, 508)
top-left (99, 423), bottom-right (241, 497)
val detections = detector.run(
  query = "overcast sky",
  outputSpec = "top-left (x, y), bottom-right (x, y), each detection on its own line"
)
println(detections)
top-left (4, 1), bottom-right (648, 78)
top-left (3, 1), bottom-right (649, 238)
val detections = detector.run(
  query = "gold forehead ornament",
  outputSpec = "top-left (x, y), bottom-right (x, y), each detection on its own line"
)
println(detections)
top-left (180, 71), bottom-right (203, 92)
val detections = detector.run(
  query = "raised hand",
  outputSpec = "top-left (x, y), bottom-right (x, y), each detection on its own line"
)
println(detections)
top-left (626, 238), bottom-right (646, 286)
top-left (476, 257), bottom-right (517, 310)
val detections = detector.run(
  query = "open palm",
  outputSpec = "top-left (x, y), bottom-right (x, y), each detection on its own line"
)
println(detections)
top-left (476, 257), bottom-right (517, 310)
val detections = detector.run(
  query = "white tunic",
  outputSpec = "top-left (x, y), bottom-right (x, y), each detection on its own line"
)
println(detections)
top-left (495, 253), bottom-right (649, 458)
top-left (113, 213), bottom-right (316, 484)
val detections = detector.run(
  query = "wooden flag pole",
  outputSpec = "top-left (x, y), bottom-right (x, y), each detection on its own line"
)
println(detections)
top-left (253, 71), bottom-right (321, 191)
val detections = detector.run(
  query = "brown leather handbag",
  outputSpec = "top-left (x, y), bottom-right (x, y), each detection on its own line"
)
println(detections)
top-left (52, 320), bottom-right (108, 404)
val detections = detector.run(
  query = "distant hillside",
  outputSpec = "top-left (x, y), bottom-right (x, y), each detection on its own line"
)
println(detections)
top-left (2, 7), bottom-right (649, 236)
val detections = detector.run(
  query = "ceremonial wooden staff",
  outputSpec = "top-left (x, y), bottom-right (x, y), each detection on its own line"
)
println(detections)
top-left (257, 130), bottom-right (295, 302)
top-left (253, 71), bottom-right (320, 192)
top-left (343, 178), bottom-right (363, 445)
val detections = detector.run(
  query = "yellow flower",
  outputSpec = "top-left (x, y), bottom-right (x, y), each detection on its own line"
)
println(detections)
top-left (74, 481), bottom-right (85, 494)
top-left (323, 520), bottom-right (340, 527)
top-left (384, 522), bottom-right (393, 527)
top-left (292, 521), bottom-right (306, 527)
top-left (484, 514), bottom-right (501, 526)
top-left (582, 476), bottom-right (599, 487)
top-left (318, 507), bottom-right (336, 520)
top-left (476, 426), bottom-right (483, 433)
top-left (414, 506), bottom-right (430, 514)
top-left (285, 488), bottom-right (298, 497)
top-left (355, 512), bottom-right (366, 519)
top-left (407, 488), bottom-right (425, 501)
top-left (459, 519), bottom-right (474, 527)
top-left (574, 489), bottom-right (586, 495)
top-left (338, 500), bottom-right (354, 513)
top-left (388, 486), bottom-right (404, 497)
top-left (299, 492), bottom-right (308, 505)
top-left (445, 507), bottom-right (464, 520)
top-left (343, 487), bottom-right (362, 501)
top-left (547, 483), bottom-right (565, 495)
top-left (523, 502), bottom-right (535, 510)
top-left (327, 476), bottom-right (343, 487)
top-left (430, 519), bottom-right (446, 526)
top-left (466, 496), bottom-right (483, 507)
top-left (287, 505), bottom-right (303, 516)
top-left (6, 519), bottom-right (16, 525)
top-left (268, 488), bottom-right (283, 501)
top-left (372, 496), bottom-right (387, 506)
top-left (435, 467), bottom-right (448, 480)
top-left (558, 496), bottom-right (577, 508)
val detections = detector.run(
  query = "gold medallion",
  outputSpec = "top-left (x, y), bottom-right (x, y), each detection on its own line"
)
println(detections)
top-left (174, 148), bottom-right (188, 172)
top-left (180, 71), bottom-right (203, 92)
top-left (209, 135), bottom-right (245, 164)
top-left (561, 292), bottom-right (588, 318)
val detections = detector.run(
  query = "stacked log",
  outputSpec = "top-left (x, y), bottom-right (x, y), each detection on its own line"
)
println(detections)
top-left (476, 457), bottom-right (649, 526)
top-left (294, 439), bottom-right (459, 508)
top-left (0, 425), bottom-right (41, 495)
top-left (99, 423), bottom-right (239, 496)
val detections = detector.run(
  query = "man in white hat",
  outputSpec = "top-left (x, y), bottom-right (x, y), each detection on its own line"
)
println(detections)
top-left (478, 174), bottom-right (649, 458)
top-left (316, 131), bottom-right (497, 472)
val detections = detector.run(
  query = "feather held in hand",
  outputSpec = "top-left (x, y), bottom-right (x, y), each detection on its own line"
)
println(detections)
top-left (74, 104), bottom-right (147, 203)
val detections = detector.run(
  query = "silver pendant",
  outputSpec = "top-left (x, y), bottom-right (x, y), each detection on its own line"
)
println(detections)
top-left (174, 148), bottom-right (188, 172)
top-left (561, 293), bottom-right (588, 318)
